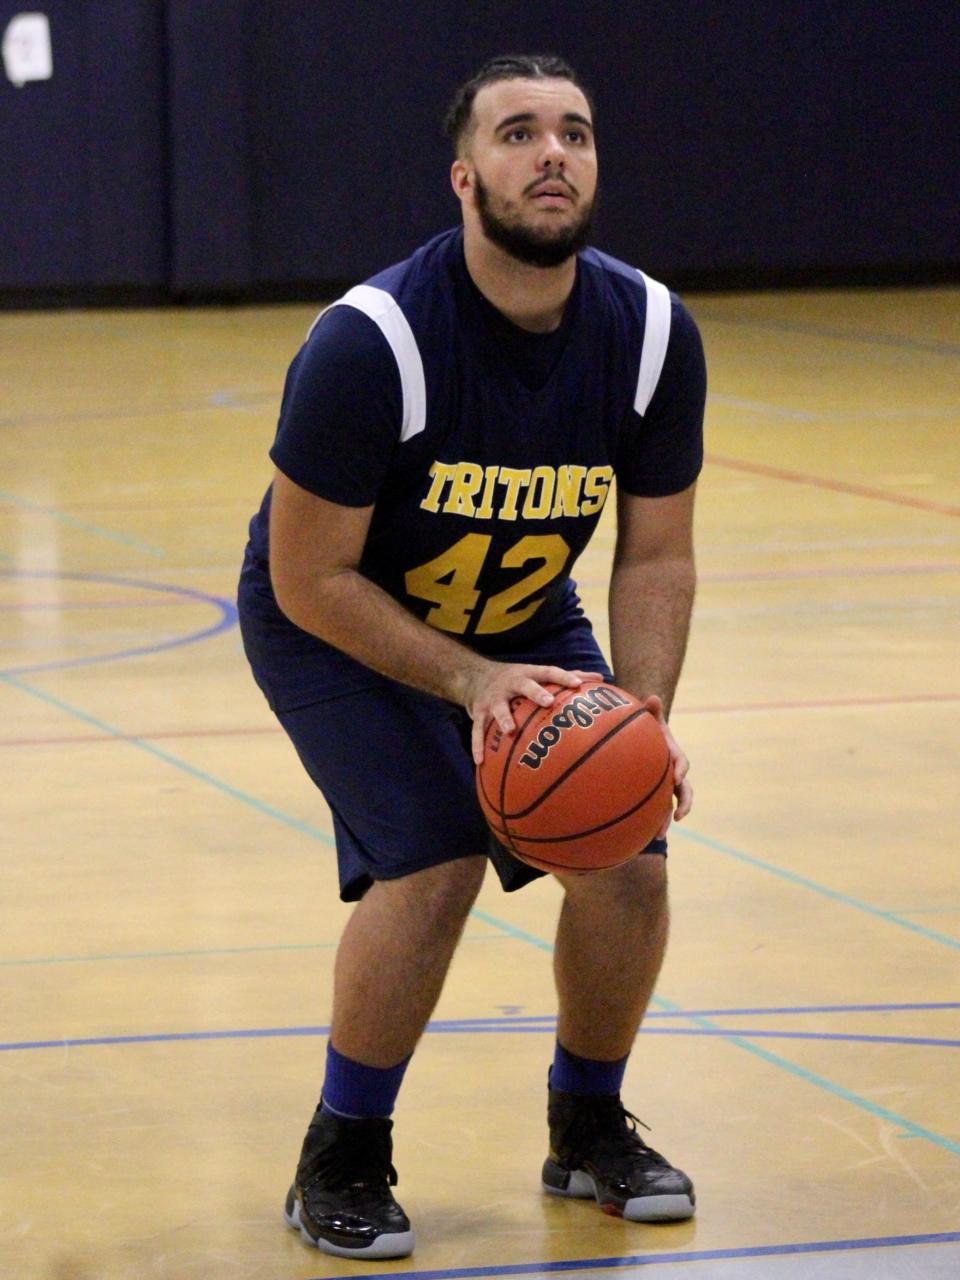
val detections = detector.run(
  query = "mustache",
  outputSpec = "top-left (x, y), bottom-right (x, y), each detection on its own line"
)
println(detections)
top-left (524, 174), bottom-right (579, 198)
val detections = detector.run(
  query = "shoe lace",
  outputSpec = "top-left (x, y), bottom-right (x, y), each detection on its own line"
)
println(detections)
top-left (569, 1096), bottom-right (667, 1172)
top-left (303, 1119), bottom-right (398, 1192)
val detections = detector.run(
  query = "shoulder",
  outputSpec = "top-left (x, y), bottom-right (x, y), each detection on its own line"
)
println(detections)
top-left (579, 248), bottom-right (705, 406)
top-left (293, 231), bottom-right (464, 444)
top-left (303, 226), bottom-right (463, 348)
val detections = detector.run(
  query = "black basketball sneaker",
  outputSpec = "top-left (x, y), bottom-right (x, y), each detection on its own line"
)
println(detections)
top-left (283, 1108), bottom-right (414, 1258)
top-left (542, 1086), bottom-right (695, 1221)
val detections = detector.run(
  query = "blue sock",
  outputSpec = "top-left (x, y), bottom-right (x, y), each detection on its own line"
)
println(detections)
top-left (550, 1041), bottom-right (628, 1096)
top-left (319, 1043), bottom-right (411, 1119)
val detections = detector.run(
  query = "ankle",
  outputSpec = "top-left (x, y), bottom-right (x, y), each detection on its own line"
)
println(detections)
top-left (550, 1041), bottom-right (628, 1096)
top-left (320, 1043), bottom-right (411, 1120)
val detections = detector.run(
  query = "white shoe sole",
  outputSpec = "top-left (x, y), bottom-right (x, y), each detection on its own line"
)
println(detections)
top-left (544, 1168), bottom-right (695, 1221)
top-left (284, 1197), bottom-right (415, 1259)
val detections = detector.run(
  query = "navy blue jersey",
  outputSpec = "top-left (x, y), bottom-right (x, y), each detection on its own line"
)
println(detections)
top-left (242, 228), bottom-right (705, 701)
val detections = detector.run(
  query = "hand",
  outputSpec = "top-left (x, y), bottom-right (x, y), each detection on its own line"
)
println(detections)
top-left (461, 662), bottom-right (593, 764)
top-left (642, 694), bottom-right (693, 837)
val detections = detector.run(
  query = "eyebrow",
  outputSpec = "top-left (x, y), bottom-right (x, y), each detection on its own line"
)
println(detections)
top-left (495, 111), bottom-right (593, 133)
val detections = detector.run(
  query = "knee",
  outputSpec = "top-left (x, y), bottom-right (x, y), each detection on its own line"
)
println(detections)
top-left (560, 853), bottom-right (668, 914)
top-left (408, 855), bottom-right (487, 921)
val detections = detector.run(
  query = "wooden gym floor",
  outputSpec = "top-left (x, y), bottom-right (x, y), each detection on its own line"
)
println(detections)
top-left (1, 285), bottom-right (958, 1280)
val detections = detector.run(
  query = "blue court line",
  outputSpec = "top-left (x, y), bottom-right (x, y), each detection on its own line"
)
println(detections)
top-left (0, 570), bottom-right (239, 677)
top-left (651, 994), bottom-right (960, 1157)
top-left (672, 827), bottom-right (960, 952)
top-left (5, 1018), bottom-right (960, 1057)
top-left (4, 674), bottom-right (960, 1158)
top-left (306, 1232), bottom-right (960, 1279)
top-left (0, 489), bottom-right (165, 557)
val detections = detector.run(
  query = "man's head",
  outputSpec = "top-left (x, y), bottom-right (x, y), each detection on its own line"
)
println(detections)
top-left (446, 55), bottom-right (598, 269)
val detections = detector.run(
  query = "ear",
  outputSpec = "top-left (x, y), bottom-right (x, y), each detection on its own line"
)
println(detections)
top-left (450, 157), bottom-right (473, 205)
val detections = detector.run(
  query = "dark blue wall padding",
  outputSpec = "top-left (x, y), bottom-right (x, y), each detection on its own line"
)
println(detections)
top-left (163, 0), bottom-right (959, 292)
top-left (0, 1), bottom-right (167, 288)
top-left (2, 2), bottom-right (958, 295)
top-left (165, 1), bottom-right (254, 292)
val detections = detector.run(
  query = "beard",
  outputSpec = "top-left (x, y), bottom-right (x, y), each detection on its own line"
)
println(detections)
top-left (474, 171), bottom-right (595, 268)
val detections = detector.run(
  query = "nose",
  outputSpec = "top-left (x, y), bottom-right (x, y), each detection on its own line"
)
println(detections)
top-left (539, 131), bottom-right (566, 170)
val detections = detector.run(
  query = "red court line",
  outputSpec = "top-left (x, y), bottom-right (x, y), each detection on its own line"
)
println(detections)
top-left (706, 453), bottom-right (960, 518)
top-left (0, 599), bottom-right (195, 611)
top-left (700, 562), bottom-right (959, 583)
top-left (682, 692), bottom-right (960, 715)
top-left (3, 692), bottom-right (958, 748)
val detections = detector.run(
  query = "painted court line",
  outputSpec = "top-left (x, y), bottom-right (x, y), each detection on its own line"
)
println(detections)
top-left (303, 1232), bottom-right (960, 1279)
top-left (4, 690), bottom-right (958, 748)
top-left (5, 674), bottom-right (959, 1161)
top-left (696, 310), bottom-right (960, 357)
top-left (0, 933), bottom-right (504, 968)
top-left (3, 1017), bottom-right (959, 1056)
top-left (0, 389), bottom-right (276, 430)
top-left (672, 828), bottom-right (960, 952)
top-left (0, 570), bottom-right (238, 677)
top-left (706, 453), bottom-right (960, 518)
top-left (0, 489), bottom-right (166, 556)
top-left (0, 672), bottom-right (332, 844)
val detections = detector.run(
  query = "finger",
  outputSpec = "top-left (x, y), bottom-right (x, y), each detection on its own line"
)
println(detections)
top-left (673, 778), bottom-right (693, 821)
top-left (520, 679), bottom-right (555, 707)
top-left (534, 665), bottom-right (583, 688)
top-left (643, 694), bottom-right (665, 722)
top-left (492, 699), bottom-right (517, 735)
top-left (671, 749), bottom-right (690, 783)
top-left (471, 715), bottom-right (485, 765)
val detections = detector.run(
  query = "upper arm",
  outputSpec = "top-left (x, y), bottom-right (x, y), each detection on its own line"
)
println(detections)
top-left (268, 469), bottom-right (374, 621)
top-left (269, 306), bottom-right (402, 506)
top-left (264, 305), bottom-right (402, 623)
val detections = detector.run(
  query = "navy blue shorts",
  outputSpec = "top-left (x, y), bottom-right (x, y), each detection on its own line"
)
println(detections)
top-left (239, 570), bottom-right (667, 901)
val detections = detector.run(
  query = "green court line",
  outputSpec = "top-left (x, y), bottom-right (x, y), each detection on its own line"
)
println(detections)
top-left (7, 671), bottom-right (959, 958)
top-left (0, 933), bottom-right (505, 969)
top-left (672, 827), bottom-right (960, 951)
top-left (0, 490), bottom-right (165, 557)
top-left (652, 995), bottom-right (960, 1159)
top-left (0, 671), bottom-right (332, 843)
top-left (6, 670), bottom-right (960, 1160)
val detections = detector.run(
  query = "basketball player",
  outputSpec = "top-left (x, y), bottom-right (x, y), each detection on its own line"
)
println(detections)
top-left (238, 54), bottom-right (705, 1259)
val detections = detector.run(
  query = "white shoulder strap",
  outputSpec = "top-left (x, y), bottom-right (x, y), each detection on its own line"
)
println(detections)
top-left (306, 285), bottom-right (427, 442)
top-left (634, 272), bottom-right (672, 416)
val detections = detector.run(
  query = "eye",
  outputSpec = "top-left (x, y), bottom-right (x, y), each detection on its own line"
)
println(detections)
top-left (505, 128), bottom-right (531, 142)
top-left (565, 129), bottom-right (586, 144)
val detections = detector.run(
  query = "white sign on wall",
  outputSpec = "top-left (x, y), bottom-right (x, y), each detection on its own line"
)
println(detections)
top-left (3, 12), bottom-right (53, 87)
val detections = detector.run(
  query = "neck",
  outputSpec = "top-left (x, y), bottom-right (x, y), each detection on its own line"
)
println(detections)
top-left (462, 224), bottom-right (577, 333)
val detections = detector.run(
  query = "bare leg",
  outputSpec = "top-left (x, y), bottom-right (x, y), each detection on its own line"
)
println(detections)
top-left (330, 856), bottom-right (487, 1067)
top-left (553, 855), bottom-right (669, 1060)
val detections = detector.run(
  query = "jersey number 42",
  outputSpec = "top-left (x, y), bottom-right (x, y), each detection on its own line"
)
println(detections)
top-left (405, 533), bottom-right (570, 635)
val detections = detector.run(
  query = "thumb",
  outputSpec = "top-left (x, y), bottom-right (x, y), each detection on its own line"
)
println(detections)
top-left (642, 693), bottom-right (665, 723)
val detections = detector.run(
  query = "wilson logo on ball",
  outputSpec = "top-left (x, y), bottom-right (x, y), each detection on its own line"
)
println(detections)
top-left (518, 684), bottom-right (630, 770)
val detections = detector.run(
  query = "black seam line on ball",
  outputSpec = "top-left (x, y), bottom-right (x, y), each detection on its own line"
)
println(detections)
top-left (502, 752), bottom-right (672, 844)
top-left (497, 695), bottom-right (547, 858)
top-left (504, 706), bottom-right (652, 820)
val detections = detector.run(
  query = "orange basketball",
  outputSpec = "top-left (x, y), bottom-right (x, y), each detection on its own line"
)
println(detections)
top-left (476, 675), bottom-right (673, 873)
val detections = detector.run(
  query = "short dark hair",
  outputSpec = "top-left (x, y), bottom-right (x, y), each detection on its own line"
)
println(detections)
top-left (444, 54), bottom-right (593, 153)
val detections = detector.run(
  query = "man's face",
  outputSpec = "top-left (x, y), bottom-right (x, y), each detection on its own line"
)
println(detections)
top-left (453, 77), bottom-right (598, 268)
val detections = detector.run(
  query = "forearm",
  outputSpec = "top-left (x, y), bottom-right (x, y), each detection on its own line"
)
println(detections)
top-left (608, 555), bottom-right (696, 717)
top-left (276, 567), bottom-right (492, 706)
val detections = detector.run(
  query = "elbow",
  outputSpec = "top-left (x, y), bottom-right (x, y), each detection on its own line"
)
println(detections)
top-left (270, 564), bottom-right (321, 634)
